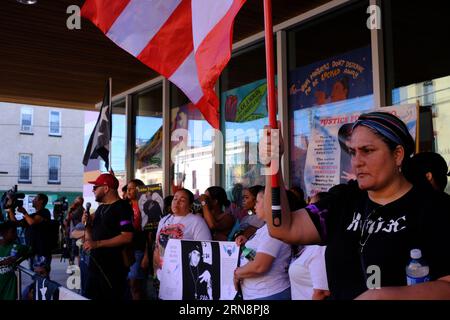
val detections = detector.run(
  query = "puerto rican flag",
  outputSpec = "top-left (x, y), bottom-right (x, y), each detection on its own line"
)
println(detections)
top-left (81, 0), bottom-right (247, 129)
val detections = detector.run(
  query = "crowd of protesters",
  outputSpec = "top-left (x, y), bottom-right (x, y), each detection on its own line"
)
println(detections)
top-left (1, 111), bottom-right (450, 300)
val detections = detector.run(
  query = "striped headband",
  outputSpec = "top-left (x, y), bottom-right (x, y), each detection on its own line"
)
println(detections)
top-left (352, 112), bottom-right (415, 156)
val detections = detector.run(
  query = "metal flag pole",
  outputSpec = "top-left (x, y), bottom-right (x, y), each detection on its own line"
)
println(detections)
top-left (263, 0), bottom-right (281, 226)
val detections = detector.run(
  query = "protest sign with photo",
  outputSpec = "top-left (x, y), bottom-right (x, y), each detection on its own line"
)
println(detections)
top-left (137, 184), bottom-right (164, 232)
top-left (158, 239), bottom-right (239, 300)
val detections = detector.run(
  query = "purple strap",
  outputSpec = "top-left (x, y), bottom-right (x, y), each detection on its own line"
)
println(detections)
top-left (120, 220), bottom-right (131, 226)
top-left (305, 204), bottom-right (328, 243)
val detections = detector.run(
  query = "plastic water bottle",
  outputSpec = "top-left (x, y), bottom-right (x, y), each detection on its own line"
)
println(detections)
top-left (10, 244), bottom-right (18, 257)
top-left (241, 246), bottom-right (256, 261)
top-left (406, 249), bottom-right (430, 285)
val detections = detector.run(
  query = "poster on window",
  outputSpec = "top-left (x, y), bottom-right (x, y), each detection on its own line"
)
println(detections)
top-left (289, 46), bottom-right (374, 192)
top-left (432, 102), bottom-right (450, 194)
top-left (289, 46), bottom-right (373, 110)
top-left (222, 78), bottom-right (274, 123)
top-left (137, 184), bottom-right (164, 232)
top-left (304, 104), bottom-right (417, 196)
top-left (158, 239), bottom-right (239, 300)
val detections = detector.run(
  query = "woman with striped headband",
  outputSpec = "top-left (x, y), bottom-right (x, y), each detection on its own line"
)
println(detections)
top-left (263, 111), bottom-right (450, 299)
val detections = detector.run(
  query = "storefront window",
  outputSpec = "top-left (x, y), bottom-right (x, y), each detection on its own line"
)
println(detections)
top-left (221, 42), bottom-right (275, 193)
top-left (287, 1), bottom-right (373, 196)
top-left (170, 85), bottom-right (214, 195)
top-left (134, 85), bottom-right (163, 185)
top-left (385, 0), bottom-right (450, 193)
top-left (109, 100), bottom-right (127, 186)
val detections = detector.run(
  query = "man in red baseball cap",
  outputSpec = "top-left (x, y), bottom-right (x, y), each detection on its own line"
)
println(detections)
top-left (83, 173), bottom-right (134, 300)
top-left (88, 173), bottom-right (119, 190)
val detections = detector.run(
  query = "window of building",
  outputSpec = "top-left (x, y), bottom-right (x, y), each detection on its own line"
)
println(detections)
top-left (109, 100), bottom-right (127, 185)
top-left (134, 85), bottom-right (163, 185)
top-left (384, 0), bottom-right (450, 194)
top-left (20, 107), bottom-right (33, 134)
top-left (48, 155), bottom-right (61, 183)
top-left (287, 1), bottom-right (373, 196)
top-left (170, 85), bottom-right (214, 195)
top-left (49, 110), bottom-right (61, 136)
top-left (220, 41), bottom-right (275, 192)
top-left (19, 154), bottom-right (32, 183)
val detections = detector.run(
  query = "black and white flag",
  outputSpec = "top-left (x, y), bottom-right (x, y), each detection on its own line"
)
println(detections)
top-left (82, 80), bottom-right (112, 170)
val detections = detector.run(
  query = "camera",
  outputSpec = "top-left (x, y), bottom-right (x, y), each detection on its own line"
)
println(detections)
top-left (53, 196), bottom-right (68, 221)
top-left (53, 196), bottom-right (68, 211)
top-left (1, 185), bottom-right (25, 210)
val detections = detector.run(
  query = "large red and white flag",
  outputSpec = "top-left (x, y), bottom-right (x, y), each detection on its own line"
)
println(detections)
top-left (81, 0), bottom-right (246, 129)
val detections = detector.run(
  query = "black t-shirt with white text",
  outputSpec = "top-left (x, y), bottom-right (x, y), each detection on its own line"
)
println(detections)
top-left (90, 199), bottom-right (134, 269)
top-left (307, 182), bottom-right (450, 300)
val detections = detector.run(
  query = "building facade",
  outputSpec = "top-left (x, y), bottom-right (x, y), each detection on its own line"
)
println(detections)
top-left (0, 102), bottom-right (84, 214)
top-left (96, 0), bottom-right (449, 198)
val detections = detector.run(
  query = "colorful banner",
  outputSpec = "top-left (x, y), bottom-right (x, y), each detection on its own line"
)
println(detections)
top-left (289, 46), bottom-right (374, 191)
top-left (159, 239), bottom-right (239, 300)
top-left (289, 46), bottom-right (373, 110)
top-left (221, 79), bottom-right (273, 191)
top-left (221, 78), bottom-right (270, 122)
top-left (304, 104), bottom-right (417, 196)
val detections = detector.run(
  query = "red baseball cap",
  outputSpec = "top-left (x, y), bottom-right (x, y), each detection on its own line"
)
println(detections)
top-left (88, 173), bottom-right (119, 189)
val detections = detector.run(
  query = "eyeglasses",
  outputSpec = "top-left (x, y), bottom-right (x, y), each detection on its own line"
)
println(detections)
top-left (92, 185), bottom-right (105, 191)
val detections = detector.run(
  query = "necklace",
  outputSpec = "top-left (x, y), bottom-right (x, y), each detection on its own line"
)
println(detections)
top-left (189, 264), bottom-right (199, 299)
top-left (98, 204), bottom-right (112, 218)
top-left (359, 203), bottom-right (383, 253)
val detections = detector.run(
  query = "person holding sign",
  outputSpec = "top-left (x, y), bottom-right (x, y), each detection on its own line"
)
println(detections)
top-left (153, 189), bottom-right (211, 297)
top-left (263, 112), bottom-right (450, 299)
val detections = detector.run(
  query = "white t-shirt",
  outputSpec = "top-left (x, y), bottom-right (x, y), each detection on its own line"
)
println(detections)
top-left (156, 213), bottom-right (211, 280)
top-left (240, 224), bottom-right (291, 300)
top-left (288, 245), bottom-right (328, 300)
top-left (156, 213), bottom-right (212, 246)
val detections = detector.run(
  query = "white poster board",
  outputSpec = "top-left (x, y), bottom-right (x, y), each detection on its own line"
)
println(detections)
top-left (159, 239), bottom-right (239, 300)
top-left (304, 104), bottom-right (417, 196)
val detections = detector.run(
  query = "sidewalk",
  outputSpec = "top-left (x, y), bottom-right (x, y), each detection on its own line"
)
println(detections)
top-left (19, 254), bottom-right (158, 299)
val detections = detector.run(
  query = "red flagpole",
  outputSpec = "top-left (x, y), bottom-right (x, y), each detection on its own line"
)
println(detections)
top-left (263, 0), bottom-right (281, 226)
